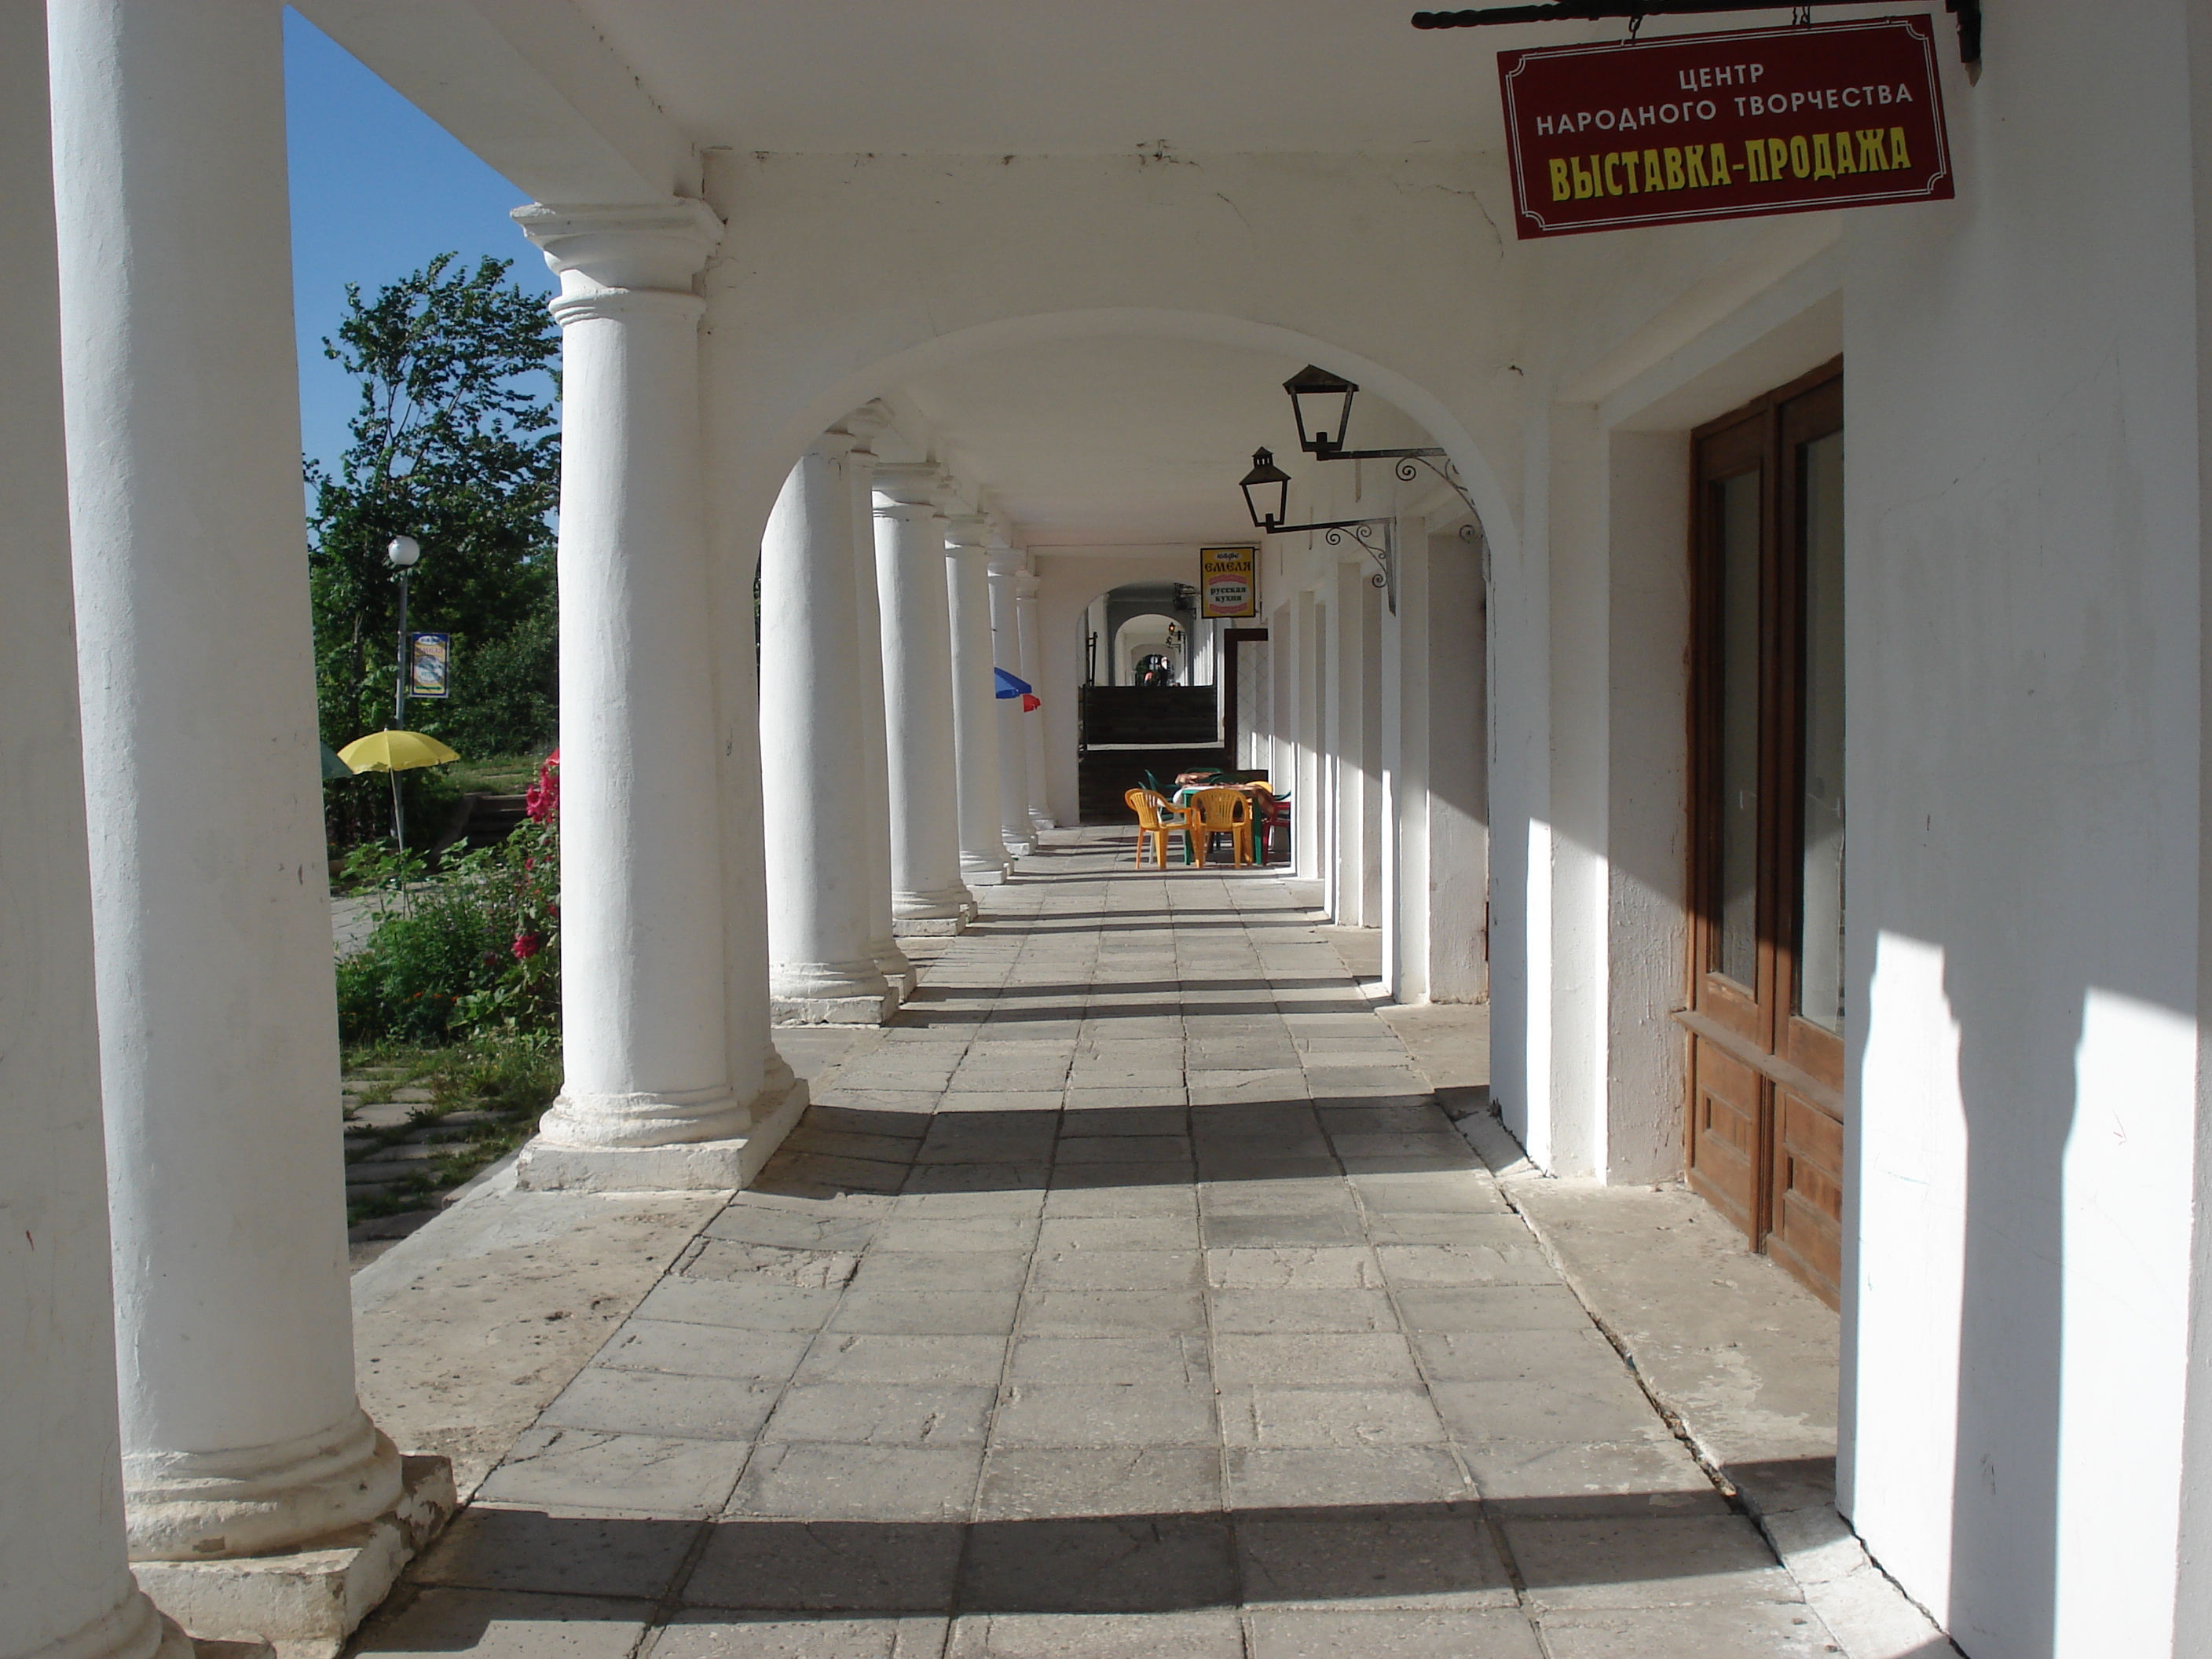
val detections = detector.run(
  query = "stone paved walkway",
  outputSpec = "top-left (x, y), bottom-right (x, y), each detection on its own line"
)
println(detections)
top-left (354, 833), bottom-right (1846, 1657)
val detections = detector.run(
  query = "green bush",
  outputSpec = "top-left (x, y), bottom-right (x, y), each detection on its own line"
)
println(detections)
top-left (334, 771), bottom-right (559, 1046)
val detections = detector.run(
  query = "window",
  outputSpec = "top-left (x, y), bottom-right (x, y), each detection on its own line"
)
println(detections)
top-left (1683, 362), bottom-right (1846, 1307)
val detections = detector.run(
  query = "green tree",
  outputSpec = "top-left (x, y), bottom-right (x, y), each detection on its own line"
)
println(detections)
top-left (309, 253), bottom-right (561, 761)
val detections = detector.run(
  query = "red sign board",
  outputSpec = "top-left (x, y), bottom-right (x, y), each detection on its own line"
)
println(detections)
top-left (1497, 18), bottom-right (1953, 239)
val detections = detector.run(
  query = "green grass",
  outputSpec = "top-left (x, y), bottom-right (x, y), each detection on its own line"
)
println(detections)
top-left (342, 1035), bottom-right (560, 1224)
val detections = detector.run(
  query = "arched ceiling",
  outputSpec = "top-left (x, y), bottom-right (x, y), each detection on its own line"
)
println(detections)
top-left (892, 335), bottom-right (1316, 548)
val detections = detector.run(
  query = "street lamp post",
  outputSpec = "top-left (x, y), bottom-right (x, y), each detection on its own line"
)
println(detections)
top-left (385, 536), bottom-right (421, 854)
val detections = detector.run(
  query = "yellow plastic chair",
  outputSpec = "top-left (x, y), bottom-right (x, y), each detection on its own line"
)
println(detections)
top-left (1185, 786), bottom-right (1256, 868)
top-left (1126, 788), bottom-right (1194, 868)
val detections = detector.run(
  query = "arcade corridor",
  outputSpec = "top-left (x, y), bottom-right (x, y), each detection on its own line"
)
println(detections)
top-left (351, 833), bottom-right (1838, 1657)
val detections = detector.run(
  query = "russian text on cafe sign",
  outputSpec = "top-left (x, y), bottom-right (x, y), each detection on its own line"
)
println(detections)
top-left (1497, 18), bottom-right (1953, 239)
top-left (1199, 545), bottom-right (1258, 620)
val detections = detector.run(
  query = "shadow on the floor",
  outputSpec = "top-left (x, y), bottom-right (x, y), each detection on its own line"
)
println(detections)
top-left (902, 976), bottom-right (1356, 999)
top-left (887, 999), bottom-right (1377, 1027)
top-left (368, 1478), bottom-right (1829, 1639)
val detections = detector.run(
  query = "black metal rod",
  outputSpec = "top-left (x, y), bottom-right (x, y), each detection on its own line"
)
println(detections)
top-left (1315, 445), bottom-right (1450, 463)
top-left (1258, 518), bottom-right (1382, 536)
top-left (1411, 0), bottom-right (1981, 65)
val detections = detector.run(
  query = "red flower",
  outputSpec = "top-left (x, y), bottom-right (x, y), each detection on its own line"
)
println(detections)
top-left (524, 749), bottom-right (562, 822)
top-left (512, 932), bottom-right (543, 959)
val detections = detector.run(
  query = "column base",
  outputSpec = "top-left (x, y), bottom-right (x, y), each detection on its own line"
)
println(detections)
top-left (514, 1069), bottom-right (808, 1193)
top-left (772, 990), bottom-right (897, 1026)
top-left (893, 914), bottom-right (968, 937)
top-left (135, 1456), bottom-right (452, 1659)
top-left (1003, 834), bottom-right (1036, 859)
top-left (960, 855), bottom-right (1013, 887)
top-left (1029, 811), bottom-right (1056, 833)
top-left (870, 939), bottom-right (918, 1002)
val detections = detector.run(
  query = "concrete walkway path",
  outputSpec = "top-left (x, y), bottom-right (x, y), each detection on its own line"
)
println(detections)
top-left (353, 833), bottom-right (1848, 1657)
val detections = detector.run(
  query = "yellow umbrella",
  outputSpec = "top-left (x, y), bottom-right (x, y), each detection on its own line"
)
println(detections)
top-left (339, 730), bottom-right (460, 773)
top-left (339, 730), bottom-right (460, 859)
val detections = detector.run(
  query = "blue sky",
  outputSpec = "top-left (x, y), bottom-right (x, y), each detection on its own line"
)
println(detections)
top-left (285, 6), bottom-right (555, 481)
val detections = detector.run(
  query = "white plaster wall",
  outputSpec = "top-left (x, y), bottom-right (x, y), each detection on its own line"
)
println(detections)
top-left (1834, 10), bottom-right (2204, 1653)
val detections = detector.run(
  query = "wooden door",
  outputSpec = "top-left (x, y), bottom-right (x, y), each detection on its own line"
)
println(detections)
top-left (1683, 362), bottom-right (1847, 1307)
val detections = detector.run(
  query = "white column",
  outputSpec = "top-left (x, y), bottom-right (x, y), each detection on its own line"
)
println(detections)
top-left (3, 8), bottom-right (189, 1652)
top-left (760, 438), bottom-right (896, 1024)
top-left (987, 551), bottom-right (1036, 858)
top-left (1330, 558), bottom-right (1385, 927)
top-left (49, 0), bottom-right (408, 1579)
top-left (1016, 573), bottom-right (1054, 833)
top-left (947, 514), bottom-right (1013, 885)
top-left (1293, 591), bottom-right (1326, 882)
top-left (874, 464), bottom-right (974, 931)
top-left (840, 406), bottom-right (915, 998)
top-left (514, 200), bottom-right (779, 1187)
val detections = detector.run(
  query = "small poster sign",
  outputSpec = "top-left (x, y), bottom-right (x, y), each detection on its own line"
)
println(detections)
top-left (1498, 18), bottom-right (1953, 240)
top-left (1199, 546), bottom-right (1259, 619)
top-left (408, 632), bottom-right (451, 699)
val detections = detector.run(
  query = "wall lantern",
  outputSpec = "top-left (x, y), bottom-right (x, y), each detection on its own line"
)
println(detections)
top-left (1284, 365), bottom-right (1360, 458)
top-left (1239, 449), bottom-right (1294, 533)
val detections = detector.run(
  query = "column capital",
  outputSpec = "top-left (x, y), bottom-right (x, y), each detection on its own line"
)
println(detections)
top-left (986, 551), bottom-right (1027, 578)
top-left (835, 400), bottom-right (895, 454)
top-left (872, 461), bottom-right (944, 511)
top-left (944, 513), bottom-right (992, 550)
top-left (1016, 573), bottom-right (1042, 600)
top-left (512, 197), bottom-right (724, 298)
top-left (806, 428), bottom-right (857, 466)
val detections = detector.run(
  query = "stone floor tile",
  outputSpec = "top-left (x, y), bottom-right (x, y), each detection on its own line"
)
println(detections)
top-left (933, 1091), bottom-right (1068, 1113)
top-left (976, 1445), bottom-right (1223, 1519)
top-left (1225, 1446), bottom-right (1473, 1510)
top-left (1234, 1507), bottom-right (1514, 1610)
top-left (705, 1204), bottom-right (883, 1254)
top-left (1053, 1133), bottom-right (1192, 1163)
top-left (1193, 1153), bottom-right (1342, 1184)
top-left (872, 1215), bottom-right (1041, 1254)
top-left (1408, 1326), bottom-right (1628, 1382)
top-left (767, 1152), bottom-right (914, 1196)
top-left (1198, 1179), bottom-right (1359, 1218)
top-left (958, 1514), bottom-right (1236, 1613)
top-left (1030, 1248), bottom-right (1201, 1291)
top-left (893, 1181), bottom-right (1049, 1218)
top-left (1533, 1602), bottom-right (1838, 1659)
top-left (900, 1164), bottom-right (1053, 1199)
top-left (796, 1334), bottom-right (1011, 1387)
top-left (830, 1291), bottom-right (1022, 1336)
top-left (917, 1116), bottom-right (1059, 1164)
top-left (1350, 1176), bottom-right (1503, 1218)
top-left (595, 1321), bottom-right (813, 1382)
top-left (478, 1426), bottom-right (750, 1515)
top-left (1042, 1182), bottom-right (1199, 1221)
top-left (1062, 1086), bottom-right (1189, 1111)
top-left (1430, 1375), bottom-right (1671, 1446)
top-left (683, 1518), bottom-right (965, 1611)
top-left (785, 1126), bottom-right (928, 1166)
top-left (539, 1368), bottom-right (782, 1441)
top-left (1364, 1210), bottom-right (1511, 1245)
top-left (1036, 1214), bottom-right (1203, 1253)
top-left (1503, 1514), bottom-right (1798, 1608)
top-left (1375, 1239), bottom-right (1554, 1289)
top-left (849, 1251), bottom-right (1031, 1295)
top-left (1007, 1334), bottom-right (1210, 1387)
top-left (728, 1442), bottom-right (984, 1521)
top-left (1393, 1286), bottom-right (1595, 1332)
top-left (1205, 1246), bottom-right (1385, 1291)
top-left (409, 1503), bottom-right (700, 1598)
top-left (353, 1587), bottom-right (654, 1655)
top-left (1245, 1608), bottom-right (1545, 1659)
top-left (1047, 1159), bottom-right (1196, 1192)
top-left (992, 1382), bottom-right (1216, 1446)
top-left (1019, 1288), bottom-right (1208, 1336)
top-left (1207, 1288), bottom-right (1400, 1334)
top-left (635, 1279), bottom-right (844, 1333)
top-left (1210, 1332), bottom-right (1421, 1386)
top-left (764, 1382), bottom-right (995, 1446)
top-left (1220, 1385), bottom-right (1447, 1448)
top-left (1199, 1211), bottom-right (1366, 1248)
top-left (1460, 1440), bottom-right (1727, 1515)
top-left (1185, 1072), bottom-right (1312, 1105)
top-left (945, 1610), bottom-right (1245, 1659)
top-left (803, 1104), bottom-right (933, 1141)
top-left (656, 1611), bottom-right (950, 1659)
top-left (682, 1240), bottom-right (863, 1289)
top-left (1058, 1104), bottom-right (1188, 1136)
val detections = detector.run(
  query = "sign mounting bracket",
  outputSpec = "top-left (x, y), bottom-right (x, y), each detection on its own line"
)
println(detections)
top-left (1412, 2), bottom-right (1982, 70)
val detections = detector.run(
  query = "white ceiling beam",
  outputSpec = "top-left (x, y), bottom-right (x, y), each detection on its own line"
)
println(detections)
top-left (296, 0), bottom-right (696, 206)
